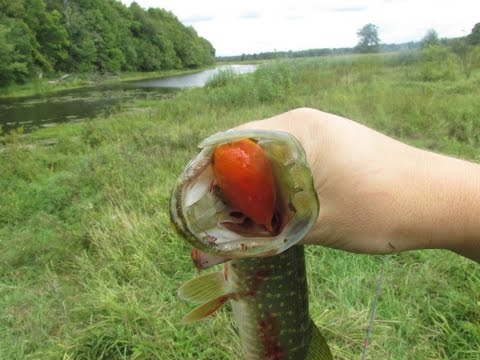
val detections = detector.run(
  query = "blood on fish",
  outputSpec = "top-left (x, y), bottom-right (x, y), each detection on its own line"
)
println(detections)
top-left (212, 139), bottom-right (276, 232)
top-left (190, 248), bottom-right (202, 270)
top-left (247, 268), bottom-right (270, 297)
top-left (258, 313), bottom-right (283, 360)
top-left (223, 263), bottom-right (229, 281)
top-left (205, 295), bottom-right (230, 317)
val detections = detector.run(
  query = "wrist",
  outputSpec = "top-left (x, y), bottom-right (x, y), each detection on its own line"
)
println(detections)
top-left (389, 147), bottom-right (480, 258)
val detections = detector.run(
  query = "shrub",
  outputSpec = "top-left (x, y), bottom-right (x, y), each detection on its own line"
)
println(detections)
top-left (205, 67), bottom-right (236, 88)
top-left (419, 45), bottom-right (456, 81)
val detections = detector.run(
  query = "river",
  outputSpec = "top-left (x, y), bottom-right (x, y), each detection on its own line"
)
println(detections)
top-left (0, 64), bottom-right (256, 134)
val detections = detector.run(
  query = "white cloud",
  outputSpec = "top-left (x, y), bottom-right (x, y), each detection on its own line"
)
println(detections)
top-left (120, 0), bottom-right (479, 55)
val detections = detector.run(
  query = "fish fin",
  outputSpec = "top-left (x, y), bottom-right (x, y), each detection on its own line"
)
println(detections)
top-left (178, 271), bottom-right (228, 304)
top-left (306, 320), bottom-right (333, 360)
top-left (181, 295), bottom-right (230, 323)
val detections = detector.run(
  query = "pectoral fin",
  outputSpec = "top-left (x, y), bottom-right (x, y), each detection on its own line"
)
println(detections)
top-left (178, 271), bottom-right (228, 304)
top-left (306, 320), bottom-right (333, 360)
top-left (178, 270), bottom-right (231, 323)
top-left (181, 295), bottom-right (231, 323)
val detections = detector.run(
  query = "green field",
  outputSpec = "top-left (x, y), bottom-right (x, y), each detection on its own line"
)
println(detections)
top-left (1, 53), bottom-right (479, 359)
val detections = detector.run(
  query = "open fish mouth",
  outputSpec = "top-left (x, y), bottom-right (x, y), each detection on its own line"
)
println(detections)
top-left (170, 129), bottom-right (319, 258)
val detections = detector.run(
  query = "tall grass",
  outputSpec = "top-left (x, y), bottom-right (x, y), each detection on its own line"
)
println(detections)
top-left (1, 53), bottom-right (479, 359)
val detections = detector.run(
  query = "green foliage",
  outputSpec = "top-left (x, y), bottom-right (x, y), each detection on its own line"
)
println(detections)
top-left (0, 0), bottom-right (215, 85)
top-left (355, 23), bottom-right (380, 53)
top-left (203, 61), bottom-right (294, 108)
top-left (450, 39), bottom-right (480, 79)
top-left (0, 16), bottom-right (37, 85)
top-left (420, 45), bottom-right (457, 81)
top-left (1, 55), bottom-right (480, 359)
top-left (421, 28), bottom-right (440, 49)
top-left (0, 25), bottom-right (15, 85)
top-left (205, 67), bottom-right (236, 88)
top-left (253, 61), bottom-right (293, 102)
top-left (468, 22), bottom-right (480, 45)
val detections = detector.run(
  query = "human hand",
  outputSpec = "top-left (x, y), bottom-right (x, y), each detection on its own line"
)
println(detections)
top-left (237, 108), bottom-right (480, 260)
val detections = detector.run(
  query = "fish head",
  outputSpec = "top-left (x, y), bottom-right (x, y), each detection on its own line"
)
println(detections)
top-left (170, 129), bottom-right (319, 258)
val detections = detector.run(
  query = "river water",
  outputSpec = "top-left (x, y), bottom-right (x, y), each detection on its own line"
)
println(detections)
top-left (0, 64), bottom-right (255, 134)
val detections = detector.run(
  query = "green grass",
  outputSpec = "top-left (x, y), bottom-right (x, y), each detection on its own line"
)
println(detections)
top-left (1, 53), bottom-right (479, 359)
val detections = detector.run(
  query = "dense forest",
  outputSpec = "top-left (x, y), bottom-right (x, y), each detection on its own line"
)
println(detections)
top-left (0, 0), bottom-right (215, 86)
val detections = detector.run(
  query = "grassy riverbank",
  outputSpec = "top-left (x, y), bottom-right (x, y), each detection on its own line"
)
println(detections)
top-left (0, 67), bottom-right (213, 99)
top-left (1, 53), bottom-right (479, 359)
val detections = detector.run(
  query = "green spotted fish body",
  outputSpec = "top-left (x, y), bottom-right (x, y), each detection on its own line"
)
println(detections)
top-left (228, 246), bottom-right (331, 359)
top-left (172, 130), bottom-right (332, 359)
top-left (178, 246), bottom-right (331, 359)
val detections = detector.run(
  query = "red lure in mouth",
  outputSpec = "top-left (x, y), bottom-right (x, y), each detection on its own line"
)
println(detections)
top-left (212, 139), bottom-right (276, 233)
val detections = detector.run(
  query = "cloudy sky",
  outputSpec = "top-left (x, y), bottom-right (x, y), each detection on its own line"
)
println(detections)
top-left (120, 0), bottom-right (479, 56)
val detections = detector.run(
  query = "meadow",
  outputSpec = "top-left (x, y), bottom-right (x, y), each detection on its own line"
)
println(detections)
top-left (1, 52), bottom-right (479, 359)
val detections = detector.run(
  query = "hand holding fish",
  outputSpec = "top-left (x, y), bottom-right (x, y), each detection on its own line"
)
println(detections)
top-left (237, 108), bottom-right (480, 262)
top-left (170, 107), bottom-right (479, 360)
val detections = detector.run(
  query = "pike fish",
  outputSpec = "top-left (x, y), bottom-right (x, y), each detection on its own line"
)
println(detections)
top-left (170, 130), bottom-right (332, 359)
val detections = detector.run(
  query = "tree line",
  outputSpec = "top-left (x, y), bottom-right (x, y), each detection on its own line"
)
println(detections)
top-left (219, 22), bottom-right (480, 64)
top-left (0, 0), bottom-right (215, 86)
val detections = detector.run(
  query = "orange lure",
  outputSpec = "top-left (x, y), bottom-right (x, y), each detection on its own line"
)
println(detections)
top-left (212, 139), bottom-right (276, 232)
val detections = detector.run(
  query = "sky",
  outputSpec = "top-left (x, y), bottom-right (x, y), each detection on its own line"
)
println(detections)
top-left (120, 0), bottom-right (479, 56)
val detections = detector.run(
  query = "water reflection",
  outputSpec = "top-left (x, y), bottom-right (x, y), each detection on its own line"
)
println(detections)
top-left (0, 65), bottom-right (256, 134)
top-left (131, 64), bottom-right (256, 88)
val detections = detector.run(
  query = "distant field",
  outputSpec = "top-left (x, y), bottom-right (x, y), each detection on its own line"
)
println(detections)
top-left (1, 52), bottom-right (479, 359)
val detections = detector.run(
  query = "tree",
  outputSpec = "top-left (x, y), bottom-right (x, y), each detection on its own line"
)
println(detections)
top-left (450, 37), bottom-right (480, 79)
top-left (421, 28), bottom-right (440, 49)
top-left (0, 16), bottom-right (37, 84)
top-left (0, 25), bottom-right (15, 85)
top-left (468, 22), bottom-right (480, 45)
top-left (355, 23), bottom-right (380, 53)
top-left (0, 0), bottom-right (25, 17)
top-left (0, 0), bottom-right (216, 85)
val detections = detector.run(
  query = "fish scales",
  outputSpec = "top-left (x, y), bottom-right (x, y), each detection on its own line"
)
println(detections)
top-left (228, 246), bottom-right (311, 359)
